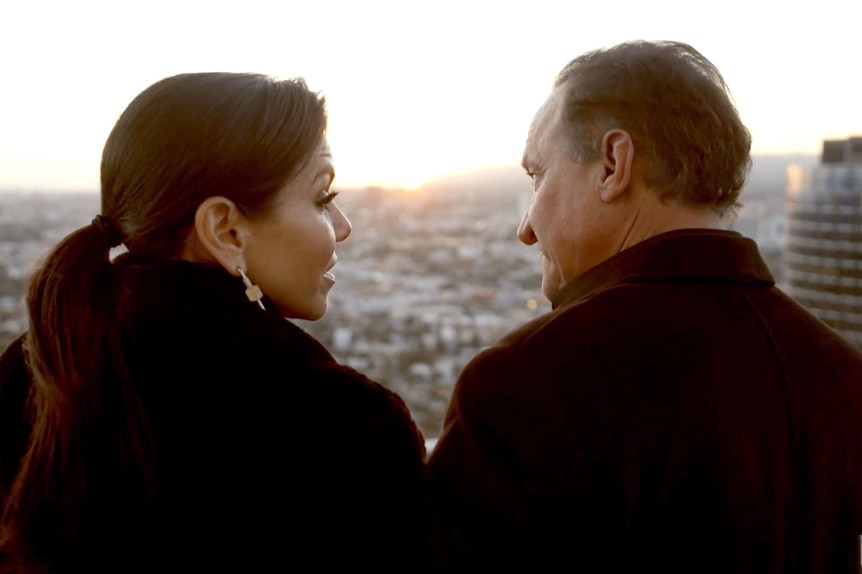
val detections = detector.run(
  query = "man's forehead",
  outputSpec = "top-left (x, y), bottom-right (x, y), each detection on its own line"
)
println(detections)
top-left (523, 89), bottom-right (564, 164)
top-left (531, 93), bottom-right (559, 133)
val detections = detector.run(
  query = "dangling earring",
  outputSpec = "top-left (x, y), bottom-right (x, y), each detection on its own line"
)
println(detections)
top-left (237, 267), bottom-right (266, 311)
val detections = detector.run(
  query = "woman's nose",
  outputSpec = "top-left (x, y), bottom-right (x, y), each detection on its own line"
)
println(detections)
top-left (333, 203), bottom-right (352, 242)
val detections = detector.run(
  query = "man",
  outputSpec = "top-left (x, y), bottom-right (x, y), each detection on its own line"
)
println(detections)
top-left (426, 40), bottom-right (862, 573)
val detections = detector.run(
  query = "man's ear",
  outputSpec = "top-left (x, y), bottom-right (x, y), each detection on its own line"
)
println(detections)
top-left (598, 129), bottom-right (634, 203)
top-left (187, 196), bottom-right (248, 275)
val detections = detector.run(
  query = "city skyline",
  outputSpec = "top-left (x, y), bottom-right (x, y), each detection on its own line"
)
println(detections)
top-left (2, 0), bottom-right (861, 192)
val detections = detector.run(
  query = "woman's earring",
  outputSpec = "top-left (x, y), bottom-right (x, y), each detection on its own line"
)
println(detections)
top-left (237, 267), bottom-right (266, 311)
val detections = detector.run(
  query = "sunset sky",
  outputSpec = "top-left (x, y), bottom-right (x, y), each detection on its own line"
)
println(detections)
top-left (1, 0), bottom-right (860, 192)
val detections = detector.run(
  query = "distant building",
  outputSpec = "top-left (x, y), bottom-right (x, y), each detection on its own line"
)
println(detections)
top-left (784, 136), bottom-right (862, 349)
top-left (731, 153), bottom-right (820, 282)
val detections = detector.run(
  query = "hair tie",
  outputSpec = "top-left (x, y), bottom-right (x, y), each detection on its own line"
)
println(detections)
top-left (91, 215), bottom-right (124, 247)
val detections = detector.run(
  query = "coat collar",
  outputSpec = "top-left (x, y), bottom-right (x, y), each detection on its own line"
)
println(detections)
top-left (113, 253), bottom-right (334, 361)
top-left (551, 229), bottom-right (775, 310)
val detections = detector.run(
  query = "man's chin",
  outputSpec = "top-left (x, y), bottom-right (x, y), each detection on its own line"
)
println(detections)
top-left (540, 278), bottom-right (559, 303)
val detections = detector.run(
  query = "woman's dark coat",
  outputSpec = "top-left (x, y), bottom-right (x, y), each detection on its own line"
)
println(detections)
top-left (0, 256), bottom-right (427, 572)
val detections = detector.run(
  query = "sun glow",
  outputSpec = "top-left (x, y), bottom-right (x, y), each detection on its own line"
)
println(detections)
top-left (403, 179), bottom-right (422, 192)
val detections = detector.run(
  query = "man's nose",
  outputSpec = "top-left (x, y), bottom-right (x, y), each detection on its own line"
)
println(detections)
top-left (517, 210), bottom-right (537, 245)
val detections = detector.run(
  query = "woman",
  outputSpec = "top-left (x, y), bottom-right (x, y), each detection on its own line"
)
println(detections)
top-left (0, 73), bottom-right (427, 572)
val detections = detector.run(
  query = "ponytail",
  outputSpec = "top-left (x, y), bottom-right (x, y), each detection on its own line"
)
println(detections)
top-left (1, 72), bottom-right (327, 568)
top-left (1, 221), bottom-right (155, 566)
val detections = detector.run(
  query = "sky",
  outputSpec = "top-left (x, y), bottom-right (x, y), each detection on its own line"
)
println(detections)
top-left (1, 0), bottom-right (860, 192)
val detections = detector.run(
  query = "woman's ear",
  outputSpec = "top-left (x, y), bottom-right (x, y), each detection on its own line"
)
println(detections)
top-left (599, 129), bottom-right (634, 203)
top-left (180, 196), bottom-right (248, 274)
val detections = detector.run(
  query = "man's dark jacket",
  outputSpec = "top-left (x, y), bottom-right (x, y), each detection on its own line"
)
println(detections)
top-left (427, 229), bottom-right (862, 573)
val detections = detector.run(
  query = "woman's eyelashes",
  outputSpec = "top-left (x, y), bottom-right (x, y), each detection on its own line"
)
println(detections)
top-left (315, 190), bottom-right (339, 210)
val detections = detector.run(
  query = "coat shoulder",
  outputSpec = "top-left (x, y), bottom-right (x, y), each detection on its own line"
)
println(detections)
top-left (0, 334), bottom-right (32, 510)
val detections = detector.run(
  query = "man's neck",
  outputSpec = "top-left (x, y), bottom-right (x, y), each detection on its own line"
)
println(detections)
top-left (617, 197), bottom-right (727, 252)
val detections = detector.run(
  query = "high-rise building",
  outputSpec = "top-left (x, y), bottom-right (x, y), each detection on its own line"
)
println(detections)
top-left (784, 136), bottom-right (862, 349)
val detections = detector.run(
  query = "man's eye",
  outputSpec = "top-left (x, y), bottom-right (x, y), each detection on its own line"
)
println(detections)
top-left (316, 190), bottom-right (339, 209)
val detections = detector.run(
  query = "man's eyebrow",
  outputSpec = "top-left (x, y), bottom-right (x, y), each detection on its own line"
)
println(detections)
top-left (521, 154), bottom-right (531, 171)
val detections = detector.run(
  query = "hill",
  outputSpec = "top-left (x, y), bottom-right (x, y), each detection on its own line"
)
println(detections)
top-left (407, 153), bottom-right (820, 200)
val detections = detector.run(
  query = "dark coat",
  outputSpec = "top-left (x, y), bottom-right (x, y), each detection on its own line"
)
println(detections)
top-left (0, 256), bottom-right (427, 572)
top-left (426, 229), bottom-right (862, 573)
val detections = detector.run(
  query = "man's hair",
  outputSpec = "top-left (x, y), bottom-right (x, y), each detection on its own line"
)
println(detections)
top-left (554, 40), bottom-right (752, 214)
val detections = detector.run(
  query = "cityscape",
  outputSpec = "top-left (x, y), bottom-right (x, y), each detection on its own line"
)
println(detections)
top-left (0, 169), bottom-right (546, 438)
top-left (1, 145), bottom-right (860, 438)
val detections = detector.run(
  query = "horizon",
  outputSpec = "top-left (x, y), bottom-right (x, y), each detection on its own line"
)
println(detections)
top-left (0, 151), bottom-right (825, 196)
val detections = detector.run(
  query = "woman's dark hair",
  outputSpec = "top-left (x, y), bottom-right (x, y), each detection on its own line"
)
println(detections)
top-left (554, 40), bottom-right (752, 215)
top-left (0, 73), bottom-right (327, 567)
